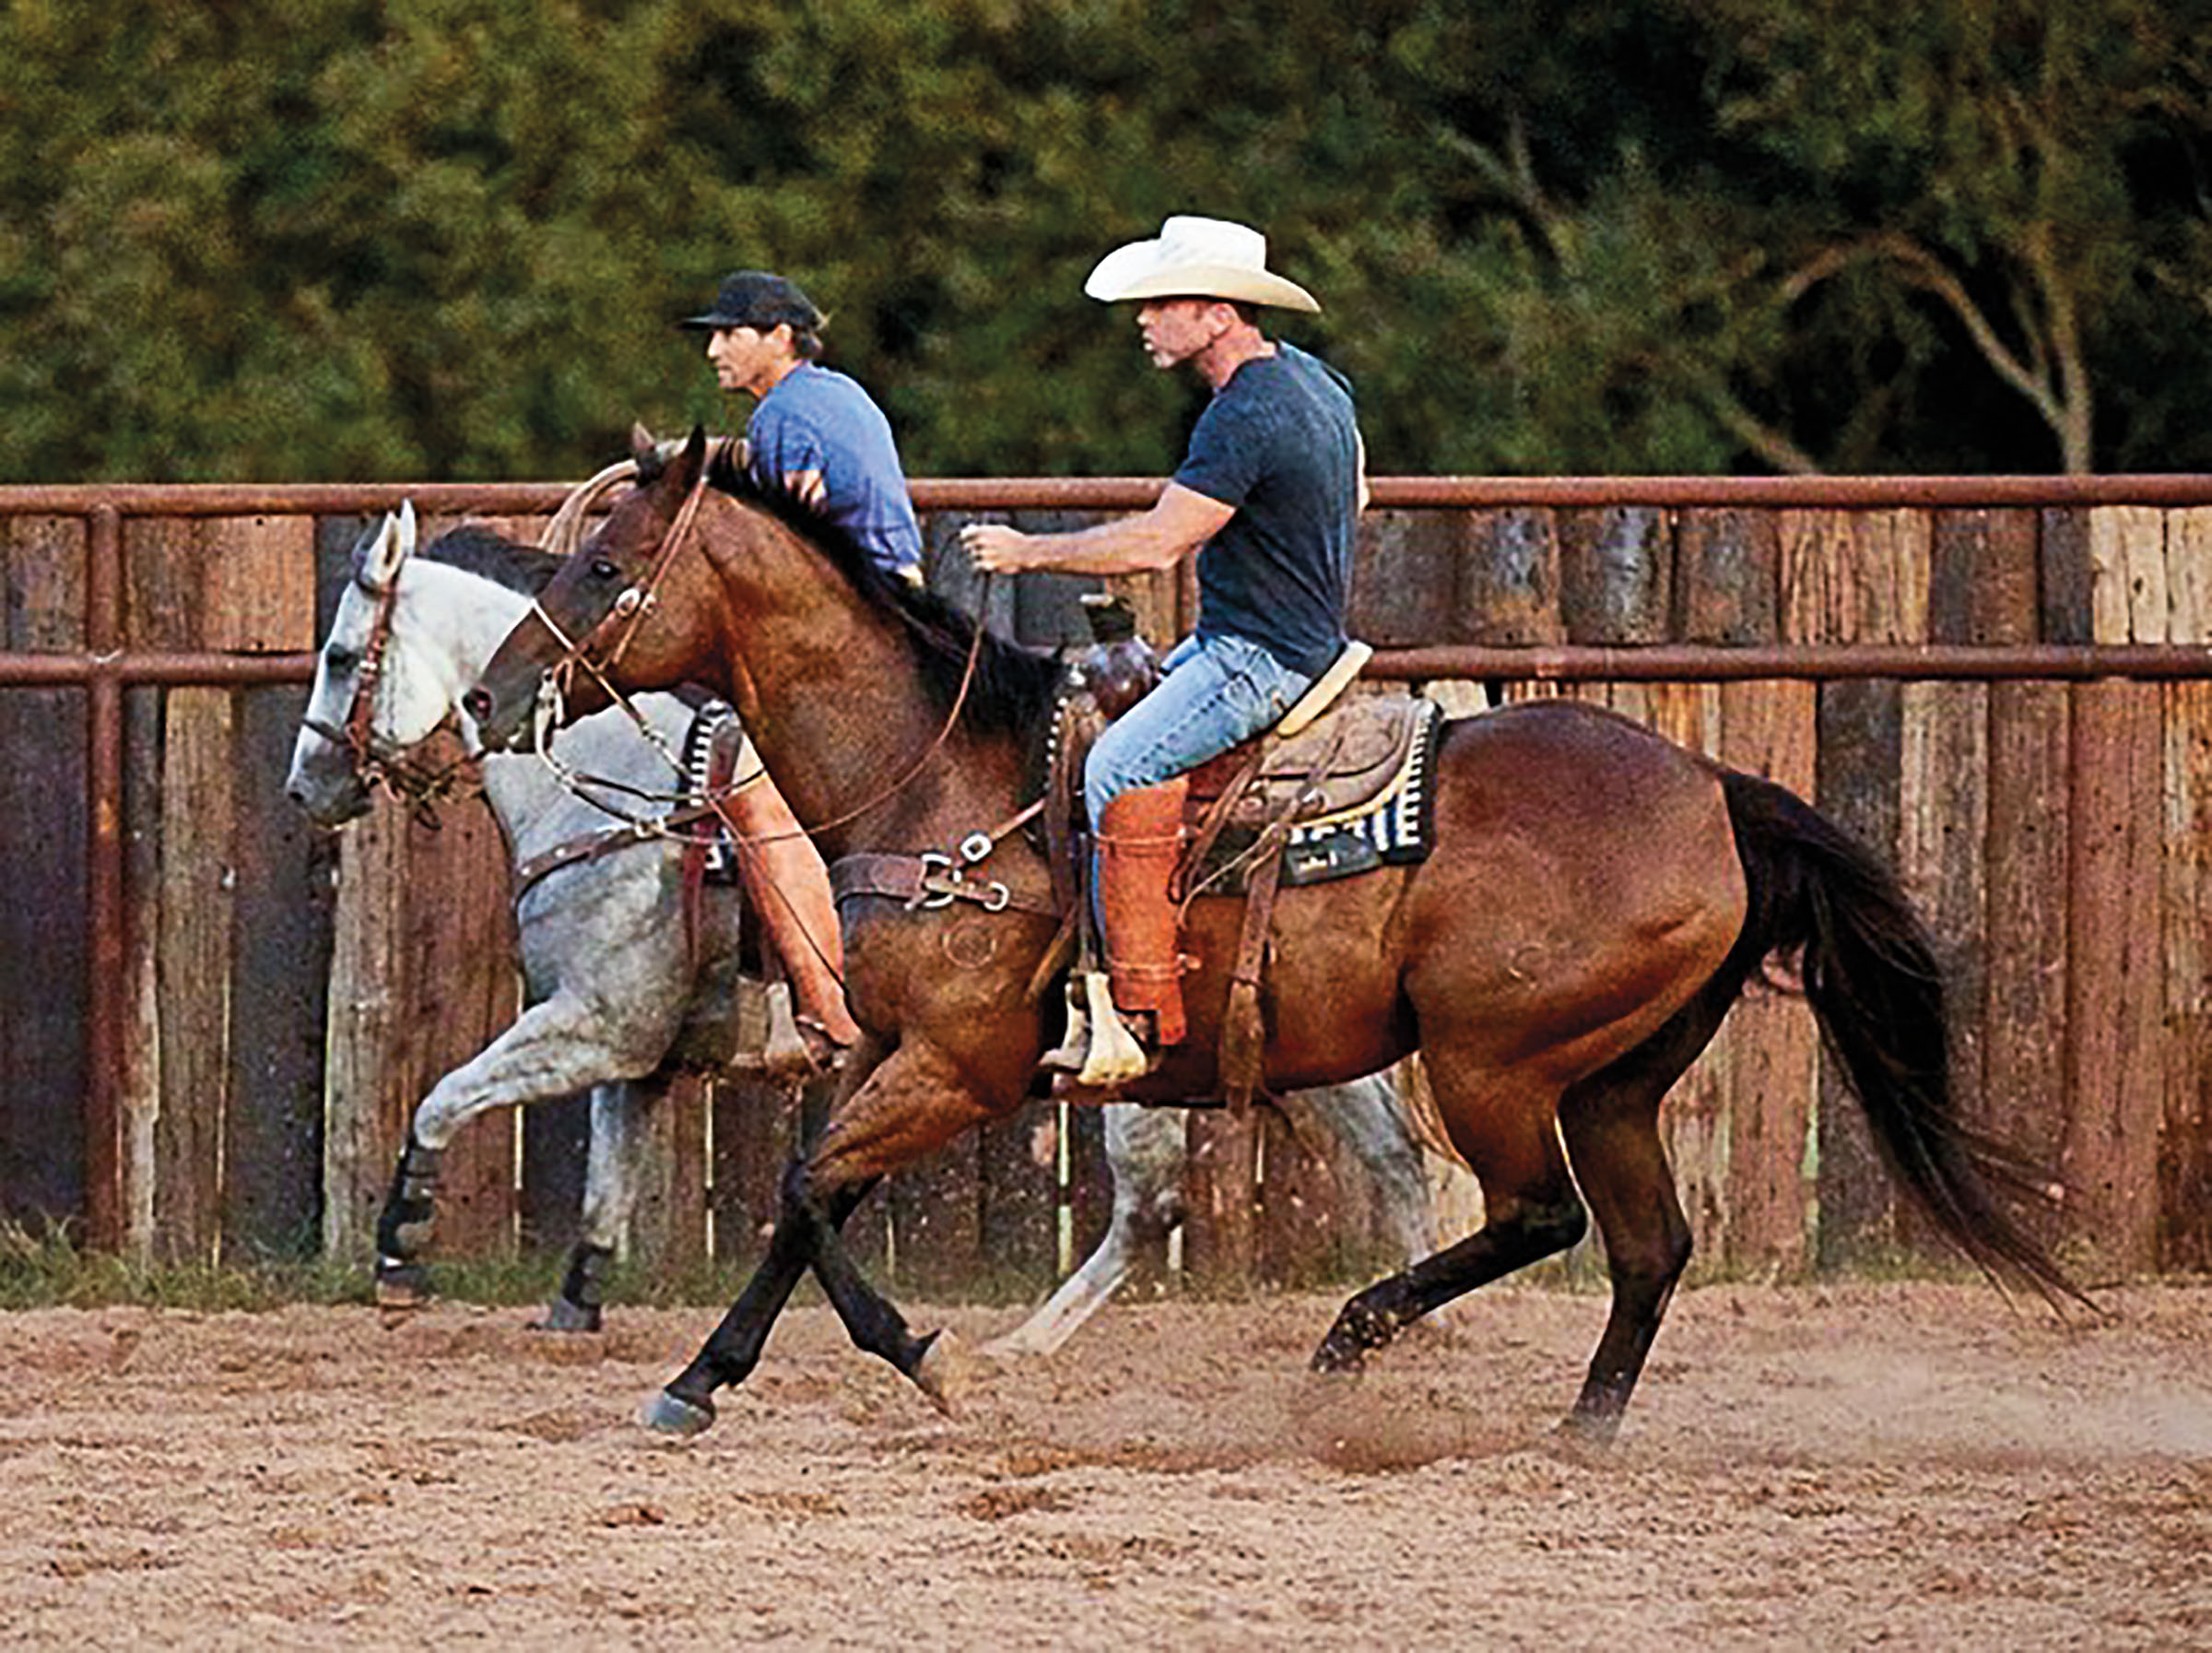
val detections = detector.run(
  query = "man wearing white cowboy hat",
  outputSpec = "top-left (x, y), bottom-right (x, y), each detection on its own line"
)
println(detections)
top-left (960, 215), bottom-right (1366, 1079)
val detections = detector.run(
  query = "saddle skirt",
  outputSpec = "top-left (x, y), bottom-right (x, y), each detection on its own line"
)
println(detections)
top-left (1045, 655), bottom-right (1443, 903)
top-left (1181, 694), bottom-right (1443, 893)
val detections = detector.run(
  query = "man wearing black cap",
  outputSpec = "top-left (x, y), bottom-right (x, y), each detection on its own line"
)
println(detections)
top-left (675, 268), bottom-right (933, 1064)
top-left (682, 270), bottom-right (924, 584)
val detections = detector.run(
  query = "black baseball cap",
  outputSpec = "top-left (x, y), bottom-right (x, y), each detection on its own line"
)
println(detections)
top-left (679, 270), bottom-right (826, 332)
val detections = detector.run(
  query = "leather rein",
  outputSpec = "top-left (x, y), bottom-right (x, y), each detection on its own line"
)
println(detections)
top-left (519, 454), bottom-right (1041, 896)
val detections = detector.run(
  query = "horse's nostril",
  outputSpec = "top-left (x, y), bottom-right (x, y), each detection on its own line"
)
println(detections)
top-left (463, 687), bottom-right (493, 722)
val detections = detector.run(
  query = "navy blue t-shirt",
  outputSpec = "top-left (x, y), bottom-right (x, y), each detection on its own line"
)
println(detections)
top-left (1171, 342), bottom-right (1359, 679)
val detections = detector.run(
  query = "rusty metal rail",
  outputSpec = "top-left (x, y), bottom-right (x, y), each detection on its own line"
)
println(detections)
top-left (6, 473), bottom-right (2212, 1246)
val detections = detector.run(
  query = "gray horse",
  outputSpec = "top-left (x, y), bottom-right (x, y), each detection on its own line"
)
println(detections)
top-left (288, 505), bottom-right (1441, 1341)
top-left (288, 504), bottom-right (756, 1328)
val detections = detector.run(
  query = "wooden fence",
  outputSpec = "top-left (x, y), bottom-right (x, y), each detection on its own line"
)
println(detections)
top-left (3, 476), bottom-right (2209, 1297)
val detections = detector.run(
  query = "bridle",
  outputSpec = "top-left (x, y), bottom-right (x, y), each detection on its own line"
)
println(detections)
top-left (516, 449), bottom-right (1010, 854)
top-left (522, 453), bottom-right (721, 745)
top-left (302, 560), bottom-right (480, 821)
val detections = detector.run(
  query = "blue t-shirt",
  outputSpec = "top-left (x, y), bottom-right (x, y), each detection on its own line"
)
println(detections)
top-left (747, 363), bottom-right (924, 578)
top-left (1170, 343), bottom-right (1359, 679)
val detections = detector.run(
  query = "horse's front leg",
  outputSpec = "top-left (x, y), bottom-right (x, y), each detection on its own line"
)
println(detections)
top-left (643, 1036), bottom-right (997, 1435)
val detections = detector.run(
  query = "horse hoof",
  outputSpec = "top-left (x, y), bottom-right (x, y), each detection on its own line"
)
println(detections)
top-left (639, 1389), bottom-right (715, 1439)
top-left (912, 1329), bottom-right (976, 1418)
top-left (529, 1297), bottom-right (604, 1335)
top-left (374, 1264), bottom-right (431, 1328)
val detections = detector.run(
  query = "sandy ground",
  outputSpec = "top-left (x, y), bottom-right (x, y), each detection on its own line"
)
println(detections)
top-left (1, 1281), bottom-right (2206, 1649)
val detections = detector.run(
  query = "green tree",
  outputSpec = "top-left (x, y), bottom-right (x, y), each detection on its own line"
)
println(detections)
top-left (0, 0), bottom-right (2205, 481)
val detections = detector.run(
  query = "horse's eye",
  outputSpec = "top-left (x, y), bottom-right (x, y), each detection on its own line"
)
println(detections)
top-left (589, 558), bottom-right (622, 582)
top-left (326, 646), bottom-right (358, 674)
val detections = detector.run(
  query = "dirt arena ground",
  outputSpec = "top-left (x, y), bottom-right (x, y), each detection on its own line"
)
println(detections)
top-left (1, 1281), bottom-right (2206, 1649)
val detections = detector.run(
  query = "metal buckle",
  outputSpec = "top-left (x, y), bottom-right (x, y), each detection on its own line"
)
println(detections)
top-left (911, 850), bottom-right (1012, 913)
top-left (914, 851), bottom-right (958, 909)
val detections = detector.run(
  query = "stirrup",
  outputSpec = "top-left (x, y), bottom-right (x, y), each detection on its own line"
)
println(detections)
top-left (762, 982), bottom-right (851, 1079)
top-left (1041, 975), bottom-right (1091, 1072)
top-left (1075, 970), bottom-right (1149, 1086)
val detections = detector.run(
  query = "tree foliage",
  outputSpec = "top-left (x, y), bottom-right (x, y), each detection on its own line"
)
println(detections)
top-left (0, 0), bottom-right (2205, 481)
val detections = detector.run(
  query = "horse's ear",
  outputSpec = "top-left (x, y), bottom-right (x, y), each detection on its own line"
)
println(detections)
top-left (355, 502), bottom-right (414, 592)
top-left (630, 422), bottom-right (659, 472)
top-left (676, 425), bottom-right (711, 490)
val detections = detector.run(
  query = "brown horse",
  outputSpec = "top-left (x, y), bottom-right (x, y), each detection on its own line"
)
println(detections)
top-left (467, 428), bottom-right (2079, 1442)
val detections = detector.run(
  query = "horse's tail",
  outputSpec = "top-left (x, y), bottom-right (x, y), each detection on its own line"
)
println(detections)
top-left (1718, 768), bottom-right (2087, 1307)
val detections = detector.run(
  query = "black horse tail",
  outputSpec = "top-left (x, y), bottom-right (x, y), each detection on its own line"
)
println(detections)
top-left (1717, 768), bottom-right (2087, 1308)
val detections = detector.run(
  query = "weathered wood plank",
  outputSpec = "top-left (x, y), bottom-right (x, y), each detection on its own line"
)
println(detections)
top-left (1350, 511), bottom-right (1467, 647)
top-left (402, 800), bottom-right (521, 1260)
top-left (1063, 1103), bottom-right (1127, 1290)
top-left (981, 1102), bottom-right (1060, 1293)
top-left (1676, 509), bottom-right (1779, 643)
top-left (1183, 1109), bottom-right (1258, 1294)
top-left (1983, 683), bottom-right (2073, 1192)
top-left (1257, 1103), bottom-right (1351, 1288)
top-left (322, 805), bottom-right (409, 1263)
top-left (201, 516), bottom-right (316, 653)
top-left (221, 685), bottom-right (332, 1258)
top-left (153, 688), bottom-right (236, 1263)
top-left (889, 1135), bottom-right (982, 1298)
top-left (2064, 682), bottom-right (2165, 1274)
top-left (1785, 508), bottom-right (1929, 1268)
top-left (1559, 506), bottom-right (1673, 644)
top-left (2160, 506), bottom-right (2212, 1272)
top-left (630, 1072), bottom-right (710, 1270)
top-left (2088, 504), bottom-right (2167, 643)
top-left (2160, 676), bottom-right (2212, 1273)
top-left (1719, 681), bottom-right (1819, 1275)
top-left (1461, 509), bottom-right (1565, 645)
top-left (2061, 506), bottom-right (2172, 1275)
top-left (0, 515), bottom-right (88, 1228)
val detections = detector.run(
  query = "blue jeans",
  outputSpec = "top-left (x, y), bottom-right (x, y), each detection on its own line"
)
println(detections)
top-left (1084, 632), bottom-right (1313, 825)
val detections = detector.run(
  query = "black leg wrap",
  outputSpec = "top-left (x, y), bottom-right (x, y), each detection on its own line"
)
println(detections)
top-left (534, 1242), bottom-right (612, 1333)
top-left (374, 1136), bottom-right (441, 1264)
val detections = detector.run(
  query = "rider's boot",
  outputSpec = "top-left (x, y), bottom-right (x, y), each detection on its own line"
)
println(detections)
top-left (1078, 777), bottom-right (1190, 1086)
top-left (728, 775), bottom-right (864, 1069)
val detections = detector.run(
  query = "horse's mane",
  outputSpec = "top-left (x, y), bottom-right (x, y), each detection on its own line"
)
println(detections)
top-left (420, 523), bottom-right (567, 597)
top-left (678, 446), bottom-right (1063, 738)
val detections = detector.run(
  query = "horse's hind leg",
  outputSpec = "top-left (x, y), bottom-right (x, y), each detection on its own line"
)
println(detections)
top-left (535, 1079), bottom-right (653, 1333)
top-left (1311, 1061), bottom-right (1586, 1374)
top-left (983, 1103), bottom-right (1184, 1360)
top-left (1551, 995), bottom-right (1729, 1444)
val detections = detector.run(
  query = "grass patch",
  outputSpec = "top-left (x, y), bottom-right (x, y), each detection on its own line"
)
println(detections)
top-left (0, 1220), bottom-right (365, 1312)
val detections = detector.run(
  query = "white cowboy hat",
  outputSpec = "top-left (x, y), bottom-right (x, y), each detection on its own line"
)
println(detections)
top-left (1083, 216), bottom-right (1320, 313)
